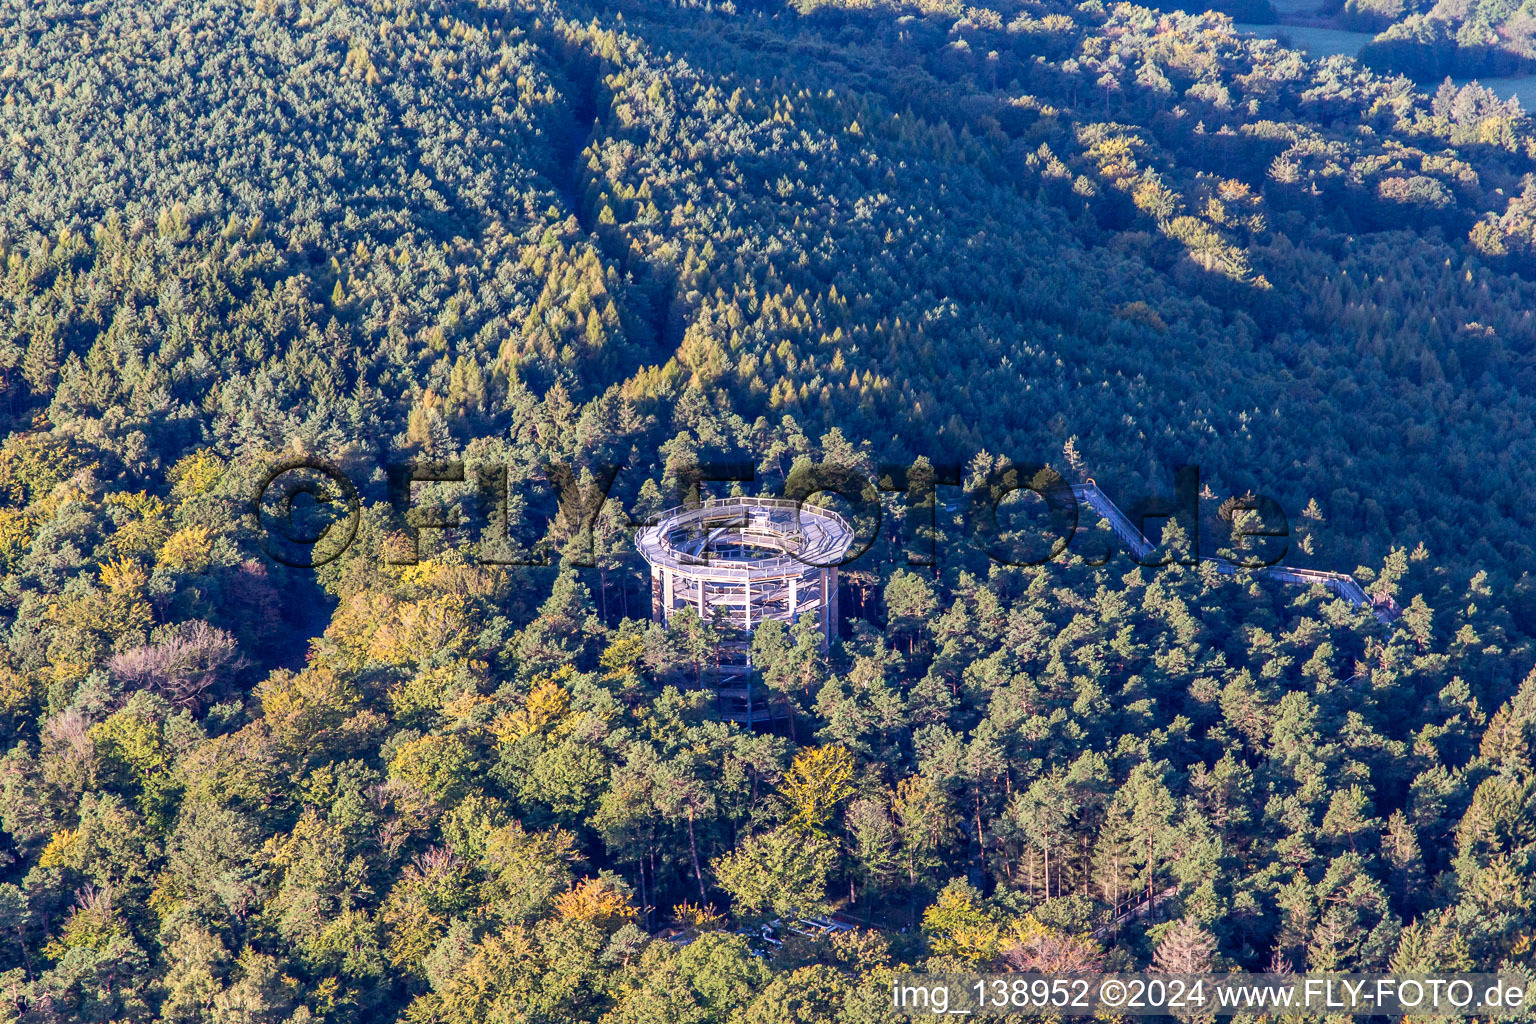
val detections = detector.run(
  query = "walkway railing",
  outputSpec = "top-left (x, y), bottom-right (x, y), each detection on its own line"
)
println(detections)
top-left (1068, 482), bottom-right (1397, 623)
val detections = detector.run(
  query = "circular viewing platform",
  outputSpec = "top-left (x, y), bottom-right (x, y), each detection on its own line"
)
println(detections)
top-left (635, 497), bottom-right (854, 677)
top-left (635, 496), bottom-right (854, 580)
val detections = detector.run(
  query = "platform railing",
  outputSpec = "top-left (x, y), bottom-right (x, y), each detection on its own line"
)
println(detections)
top-left (638, 496), bottom-right (855, 576)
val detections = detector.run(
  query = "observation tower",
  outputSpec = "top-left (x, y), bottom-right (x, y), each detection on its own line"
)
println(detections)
top-left (635, 496), bottom-right (853, 694)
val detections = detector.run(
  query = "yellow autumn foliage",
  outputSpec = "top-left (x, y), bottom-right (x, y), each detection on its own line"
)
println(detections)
top-left (38, 827), bottom-right (80, 869)
top-left (258, 666), bottom-right (364, 751)
top-left (169, 449), bottom-right (224, 500)
top-left (388, 732), bottom-right (477, 801)
top-left (326, 590), bottom-right (471, 669)
top-left (438, 689), bottom-right (497, 730)
top-left (156, 524), bottom-right (213, 573)
top-left (936, 920), bottom-right (1003, 964)
top-left (98, 557), bottom-right (148, 594)
top-left (1005, 913), bottom-right (1053, 947)
top-left (0, 507), bottom-right (32, 571)
top-left (388, 664), bottom-right (460, 722)
top-left (492, 669), bottom-right (573, 745)
top-left (394, 560), bottom-right (447, 591)
top-left (922, 882), bottom-right (1002, 964)
top-left (0, 666), bottom-right (33, 723)
top-left (105, 491), bottom-right (171, 558)
top-left (670, 900), bottom-right (725, 933)
top-left (554, 876), bottom-right (635, 931)
top-left (782, 743), bottom-right (855, 834)
top-left (325, 592), bottom-right (399, 663)
top-left (598, 632), bottom-right (644, 677)
top-left (368, 597), bottom-right (470, 666)
top-left (83, 558), bottom-right (153, 639)
top-left (388, 556), bottom-right (501, 602)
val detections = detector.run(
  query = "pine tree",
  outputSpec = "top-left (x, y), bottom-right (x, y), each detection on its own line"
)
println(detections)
top-left (21, 318), bottom-right (61, 393)
top-left (1060, 435), bottom-right (1084, 478)
top-left (1091, 801), bottom-right (1140, 910)
top-left (1480, 668), bottom-right (1536, 772)
top-left (1153, 917), bottom-right (1218, 974)
top-left (1320, 786), bottom-right (1379, 853)
top-left (1380, 811), bottom-right (1425, 913)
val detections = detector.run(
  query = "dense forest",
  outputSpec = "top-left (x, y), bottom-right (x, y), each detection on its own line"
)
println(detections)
top-left (1249, 0), bottom-right (1536, 80)
top-left (1346, 0), bottom-right (1536, 79)
top-left (0, 0), bottom-right (1534, 1020)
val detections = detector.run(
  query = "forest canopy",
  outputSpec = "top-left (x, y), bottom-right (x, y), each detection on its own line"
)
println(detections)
top-left (0, 0), bottom-right (1533, 1021)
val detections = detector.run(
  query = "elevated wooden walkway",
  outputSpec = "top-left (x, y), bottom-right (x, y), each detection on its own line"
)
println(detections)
top-left (713, 683), bottom-right (785, 728)
top-left (1090, 885), bottom-right (1180, 942)
top-left (1069, 481), bottom-right (1398, 623)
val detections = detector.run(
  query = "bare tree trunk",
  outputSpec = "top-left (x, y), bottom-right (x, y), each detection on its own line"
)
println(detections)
top-left (974, 791), bottom-right (985, 872)
top-left (637, 856), bottom-right (648, 930)
top-left (1146, 836), bottom-right (1154, 903)
top-left (687, 806), bottom-right (707, 903)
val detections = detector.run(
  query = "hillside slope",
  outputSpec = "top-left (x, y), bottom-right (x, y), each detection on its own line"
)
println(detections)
top-left (0, 1), bottom-right (1533, 1021)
